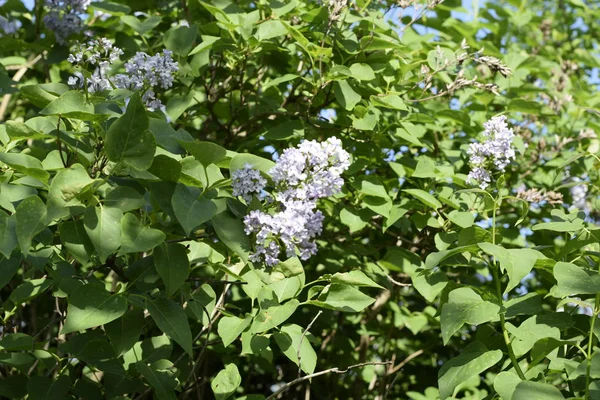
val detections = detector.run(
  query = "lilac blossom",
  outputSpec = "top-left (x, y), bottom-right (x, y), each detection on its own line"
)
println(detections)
top-left (114, 50), bottom-right (179, 110)
top-left (232, 164), bottom-right (267, 203)
top-left (243, 137), bottom-right (350, 265)
top-left (67, 38), bottom-right (124, 93)
top-left (467, 115), bottom-right (516, 189)
top-left (44, 0), bottom-right (91, 44)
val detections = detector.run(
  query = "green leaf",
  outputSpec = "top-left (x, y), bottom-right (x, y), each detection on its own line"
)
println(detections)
top-left (531, 220), bottom-right (584, 232)
top-left (370, 94), bottom-right (408, 110)
top-left (40, 91), bottom-right (96, 120)
top-left (26, 376), bottom-right (71, 400)
top-left (171, 184), bottom-right (217, 235)
top-left (148, 155), bottom-right (182, 182)
top-left (10, 277), bottom-right (52, 304)
top-left (136, 361), bottom-right (178, 400)
top-left (90, 2), bottom-right (131, 16)
top-left (448, 211), bottom-right (475, 229)
top-left (121, 15), bottom-right (162, 35)
top-left (330, 270), bottom-right (383, 288)
top-left (0, 255), bottom-right (21, 290)
top-left (0, 210), bottom-right (18, 258)
top-left (104, 186), bottom-right (146, 212)
top-left (83, 205), bottom-right (123, 263)
top-left (334, 80), bottom-right (361, 111)
top-left (0, 152), bottom-right (49, 182)
top-left (62, 282), bottom-right (128, 334)
top-left (229, 154), bottom-right (275, 175)
top-left (179, 140), bottom-right (227, 167)
top-left (164, 25), bottom-right (197, 56)
top-left (46, 164), bottom-right (94, 221)
top-left (553, 261), bottom-right (600, 297)
top-left (211, 364), bottom-right (242, 400)
top-left (187, 284), bottom-right (216, 325)
top-left (105, 93), bottom-right (155, 171)
top-left (349, 63), bottom-right (375, 81)
top-left (440, 287), bottom-right (501, 344)
top-left (340, 207), bottom-right (370, 233)
top-left (212, 212), bottom-right (252, 263)
top-left (506, 315), bottom-right (560, 357)
top-left (0, 333), bottom-right (33, 351)
top-left (478, 243), bottom-right (545, 293)
top-left (105, 308), bottom-right (145, 357)
top-left (251, 299), bottom-right (299, 333)
top-left (119, 213), bottom-right (166, 255)
top-left (511, 381), bottom-right (565, 400)
top-left (438, 342), bottom-right (502, 400)
top-left (264, 120), bottom-right (304, 141)
top-left (309, 284), bottom-right (375, 312)
top-left (273, 324), bottom-right (317, 374)
top-left (15, 195), bottom-right (47, 257)
top-left (256, 19), bottom-right (287, 41)
top-left (154, 242), bottom-right (190, 297)
top-left (217, 314), bottom-right (252, 347)
top-left (146, 297), bottom-right (193, 356)
top-left (59, 220), bottom-right (94, 264)
top-left (403, 189), bottom-right (441, 209)
top-left (189, 35), bottom-right (220, 56)
top-left (493, 371), bottom-right (521, 400)
top-left (424, 245), bottom-right (478, 269)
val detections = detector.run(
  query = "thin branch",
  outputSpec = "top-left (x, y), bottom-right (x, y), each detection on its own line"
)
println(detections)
top-left (383, 350), bottom-right (425, 400)
top-left (297, 310), bottom-right (322, 378)
top-left (386, 275), bottom-right (412, 287)
top-left (265, 361), bottom-right (392, 400)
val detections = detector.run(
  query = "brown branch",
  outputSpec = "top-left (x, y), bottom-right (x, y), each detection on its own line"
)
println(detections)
top-left (265, 361), bottom-right (392, 400)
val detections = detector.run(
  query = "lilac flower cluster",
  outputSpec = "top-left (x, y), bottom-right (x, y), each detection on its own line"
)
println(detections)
top-left (113, 50), bottom-right (179, 110)
top-left (238, 137), bottom-right (350, 266)
top-left (467, 115), bottom-right (516, 189)
top-left (231, 164), bottom-right (267, 203)
top-left (44, 0), bottom-right (91, 44)
top-left (68, 38), bottom-right (124, 93)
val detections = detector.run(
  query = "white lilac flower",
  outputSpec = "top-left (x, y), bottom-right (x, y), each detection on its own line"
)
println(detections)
top-left (271, 136), bottom-right (350, 202)
top-left (232, 164), bottom-right (267, 203)
top-left (67, 38), bottom-right (124, 93)
top-left (243, 137), bottom-right (350, 265)
top-left (467, 115), bottom-right (515, 189)
top-left (114, 50), bottom-right (179, 110)
top-left (44, 0), bottom-right (91, 44)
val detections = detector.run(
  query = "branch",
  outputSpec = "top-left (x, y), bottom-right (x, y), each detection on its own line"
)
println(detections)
top-left (297, 310), bottom-right (322, 378)
top-left (265, 361), bottom-right (392, 400)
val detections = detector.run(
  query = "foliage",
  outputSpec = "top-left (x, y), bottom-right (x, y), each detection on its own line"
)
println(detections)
top-left (0, 0), bottom-right (599, 399)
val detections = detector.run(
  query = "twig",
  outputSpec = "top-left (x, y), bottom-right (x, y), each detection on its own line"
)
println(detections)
top-left (297, 310), bottom-right (322, 378)
top-left (386, 275), bottom-right (412, 287)
top-left (265, 361), bottom-right (392, 400)
top-left (383, 350), bottom-right (424, 399)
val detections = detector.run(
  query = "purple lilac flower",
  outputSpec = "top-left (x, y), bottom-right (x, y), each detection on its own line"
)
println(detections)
top-left (232, 164), bottom-right (267, 203)
top-left (114, 50), bottom-right (179, 110)
top-left (243, 137), bottom-right (350, 265)
top-left (44, 0), bottom-right (91, 44)
top-left (467, 115), bottom-right (515, 189)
